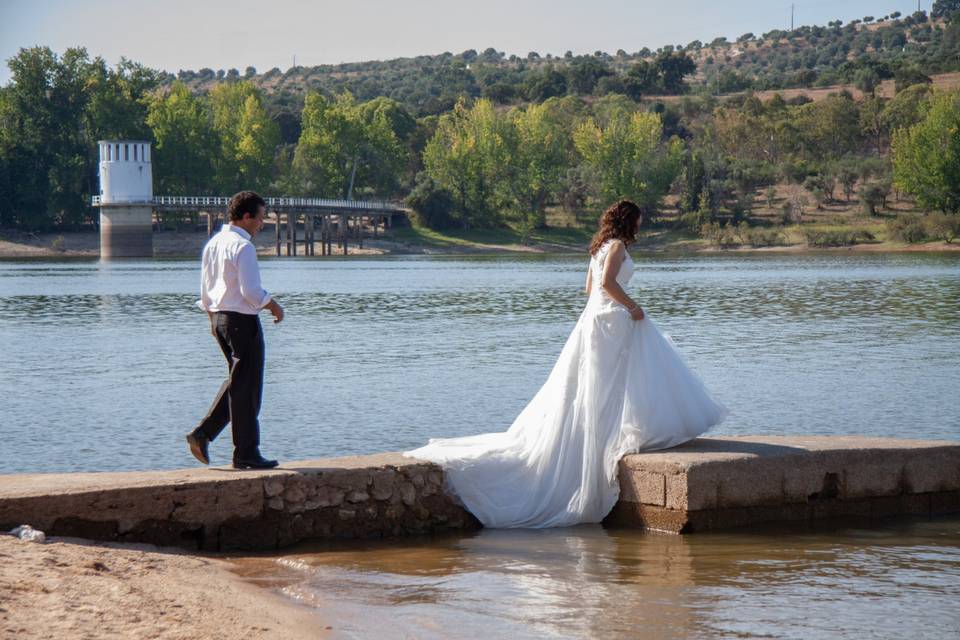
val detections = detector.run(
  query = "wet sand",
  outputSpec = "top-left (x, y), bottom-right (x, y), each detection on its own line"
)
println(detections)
top-left (0, 535), bottom-right (326, 640)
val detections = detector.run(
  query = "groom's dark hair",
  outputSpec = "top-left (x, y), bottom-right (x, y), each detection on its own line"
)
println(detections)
top-left (228, 191), bottom-right (266, 221)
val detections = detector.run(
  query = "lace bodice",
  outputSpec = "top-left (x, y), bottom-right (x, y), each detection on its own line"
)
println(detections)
top-left (589, 239), bottom-right (634, 295)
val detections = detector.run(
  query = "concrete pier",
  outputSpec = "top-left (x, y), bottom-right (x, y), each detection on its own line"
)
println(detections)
top-left (0, 437), bottom-right (957, 550)
top-left (99, 204), bottom-right (153, 258)
top-left (605, 436), bottom-right (960, 532)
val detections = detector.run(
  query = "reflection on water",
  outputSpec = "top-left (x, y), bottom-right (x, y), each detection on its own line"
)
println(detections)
top-left (230, 517), bottom-right (960, 639)
top-left (0, 253), bottom-right (958, 473)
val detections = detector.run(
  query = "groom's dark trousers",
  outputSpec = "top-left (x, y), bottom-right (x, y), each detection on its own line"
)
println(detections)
top-left (195, 310), bottom-right (264, 460)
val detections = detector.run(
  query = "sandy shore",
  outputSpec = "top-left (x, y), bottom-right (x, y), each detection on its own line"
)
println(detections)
top-left (1, 227), bottom-right (957, 259)
top-left (0, 535), bottom-right (326, 640)
top-left (0, 228), bottom-right (390, 258)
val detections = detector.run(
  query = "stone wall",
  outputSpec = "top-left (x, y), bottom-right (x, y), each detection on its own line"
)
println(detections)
top-left (2, 437), bottom-right (958, 551)
top-left (604, 436), bottom-right (960, 532)
top-left (0, 453), bottom-right (480, 551)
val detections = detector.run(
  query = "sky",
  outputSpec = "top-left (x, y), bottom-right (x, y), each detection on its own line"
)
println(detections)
top-left (0, 0), bottom-right (930, 85)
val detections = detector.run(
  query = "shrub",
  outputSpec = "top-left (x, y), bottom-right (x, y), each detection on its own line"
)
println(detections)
top-left (803, 229), bottom-right (872, 247)
top-left (738, 222), bottom-right (786, 247)
top-left (886, 214), bottom-right (929, 243)
top-left (764, 187), bottom-right (778, 210)
top-left (50, 235), bottom-right (66, 253)
top-left (700, 222), bottom-right (739, 248)
top-left (405, 173), bottom-right (456, 229)
top-left (923, 212), bottom-right (960, 243)
top-left (679, 209), bottom-right (707, 231)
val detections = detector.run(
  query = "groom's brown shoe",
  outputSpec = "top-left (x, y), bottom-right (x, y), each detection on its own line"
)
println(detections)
top-left (186, 432), bottom-right (210, 465)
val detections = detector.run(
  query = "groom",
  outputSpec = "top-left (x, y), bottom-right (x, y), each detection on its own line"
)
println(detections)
top-left (186, 191), bottom-right (284, 469)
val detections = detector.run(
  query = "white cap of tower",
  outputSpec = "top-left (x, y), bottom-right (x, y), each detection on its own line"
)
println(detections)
top-left (97, 140), bottom-right (153, 204)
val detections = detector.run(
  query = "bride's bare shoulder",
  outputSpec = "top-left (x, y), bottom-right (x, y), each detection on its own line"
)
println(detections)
top-left (606, 238), bottom-right (626, 253)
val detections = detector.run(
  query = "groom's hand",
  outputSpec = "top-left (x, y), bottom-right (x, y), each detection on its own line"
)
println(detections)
top-left (266, 299), bottom-right (284, 324)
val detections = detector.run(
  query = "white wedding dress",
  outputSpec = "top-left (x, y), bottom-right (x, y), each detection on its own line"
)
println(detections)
top-left (404, 240), bottom-right (729, 528)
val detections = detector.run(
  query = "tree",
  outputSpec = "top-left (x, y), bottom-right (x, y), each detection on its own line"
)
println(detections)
top-left (292, 92), bottom-right (407, 199)
top-left (894, 67), bottom-right (932, 93)
top-left (422, 98), bottom-right (510, 228)
top-left (406, 172), bottom-right (455, 228)
top-left (882, 83), bottom-right (933, 133)
top-left (209, 81), bottom-right (279, 191)
top-left (932, 0), bottom-right (960, 19)
top-left (146, 81), bottom-right (215, 194)
top-left (655, 52), bottom-right (697, 94)
top-left (573, 108), bottom-right (682, 211)
top-left (566, 57), bottom-right (612, 95)
top-left (526, 66), bottom-right (567, 102)
top-left (678, 150), bottom-right (706, 213)
top-left (854, 68), bottom-right (880, 96)
top-left (892, 90), bottom-right (960, 213)
top-left (505, 102), bottom-right (569, 228)
top-left (795, 94), bottom-right (862, 159)
top-left (0, 47), bottom-right (166, 229)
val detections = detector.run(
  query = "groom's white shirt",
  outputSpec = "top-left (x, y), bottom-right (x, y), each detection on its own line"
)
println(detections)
top-left (196, 224), bottom-right (271, 315)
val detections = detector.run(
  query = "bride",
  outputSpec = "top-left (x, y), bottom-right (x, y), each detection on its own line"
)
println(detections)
top-left (405, 200), bottom-right (729, 528)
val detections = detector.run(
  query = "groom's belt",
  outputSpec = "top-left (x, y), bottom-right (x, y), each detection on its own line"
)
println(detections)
top-left (211, 309), bottom-right (260, 318)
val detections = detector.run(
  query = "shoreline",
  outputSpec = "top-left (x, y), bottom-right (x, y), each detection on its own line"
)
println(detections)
top-left (1, 228), bottom-right (958, 259)
top-left (0, 534), bottom-right (325, 639)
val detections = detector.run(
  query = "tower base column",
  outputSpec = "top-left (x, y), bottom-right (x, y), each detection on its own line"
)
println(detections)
top-left (100, 205), bottom-right (153, 258)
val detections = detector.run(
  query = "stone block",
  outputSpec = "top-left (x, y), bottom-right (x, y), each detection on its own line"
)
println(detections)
top-left (782, 453), bottom-right (844, 503)
top-left (902, 449), bottom-right (960, 494)
top-left (714, 459), bottom-right (786, 509)
top-left (371, 470), bottom-right (397, 501)
top-left (841, 454), bottom-right (904, 499)
top-left (618, 469), bottom-right (665, 506)
top-left (347, 490), bottom-right (370, 503)
top-left (666, 469), bottom-right (718, 511)
top-left (399, 482), bottom-right (416, 507)
top-left (602, 502), bottom-right (690, 533)
top-left (264, 479), bottom-right (285, 498)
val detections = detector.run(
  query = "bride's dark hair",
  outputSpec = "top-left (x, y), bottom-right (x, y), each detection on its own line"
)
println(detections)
top-left (589, 200), bottom-right (643, 255)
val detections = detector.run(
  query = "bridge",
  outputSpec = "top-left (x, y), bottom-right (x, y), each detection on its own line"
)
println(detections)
top-left (93, 194), bottom-right (408, 256)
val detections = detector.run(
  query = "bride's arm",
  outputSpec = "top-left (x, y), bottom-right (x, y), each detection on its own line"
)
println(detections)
top-left (601, 241), bottom-right (644, 320)
top-left (585, 268), bottom-right (593, 295)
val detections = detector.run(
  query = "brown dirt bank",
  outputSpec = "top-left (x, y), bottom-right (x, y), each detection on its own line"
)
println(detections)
top-left (1, 228), bottom-right (957, 259)
top-left (0, 534), bottom-right (325, 639)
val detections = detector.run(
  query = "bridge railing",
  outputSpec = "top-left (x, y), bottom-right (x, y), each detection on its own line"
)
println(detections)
top-left (92, 195), bottom-right (404, 211)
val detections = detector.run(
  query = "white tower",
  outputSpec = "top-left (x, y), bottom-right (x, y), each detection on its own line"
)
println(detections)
top-left (96, 140), bottom-right (154, 258)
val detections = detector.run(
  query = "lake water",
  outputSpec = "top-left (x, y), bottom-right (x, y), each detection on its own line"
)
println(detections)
top-left (230, 517), bottom-right (960, 639)
top-left (0, 252), bottom-right (958, 474)
top-left (3, 252), bottom-right (959, 638)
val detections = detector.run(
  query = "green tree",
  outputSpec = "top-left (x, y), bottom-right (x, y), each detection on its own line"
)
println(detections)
top-left (573, 109), bottom-right (682, 210)
top-left (0, 47), bottom-right (97, 228)
top-left (146, 81), bottom-right (215, 194)
top-left (422, 98), bottom-right (510, 228)
top-left (506, 102), bottom-right (569, 228)
top-left (209, 81), bottom-right (279, 191)
top-left (794, 94), bottom-right (862, 159)
top-left (293, 92), bottom-right (407, 199)
top-left (892, 90), bottom-right (960, 213)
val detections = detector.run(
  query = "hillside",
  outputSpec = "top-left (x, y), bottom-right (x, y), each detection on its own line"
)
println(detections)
top-left (165, 8), bottom-right (960, 116)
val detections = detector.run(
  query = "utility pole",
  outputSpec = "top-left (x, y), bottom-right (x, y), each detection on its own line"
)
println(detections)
top-left (293, 54), bottom-right (296, 68)
top-left (791, 3), bottom-right (795, 30)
